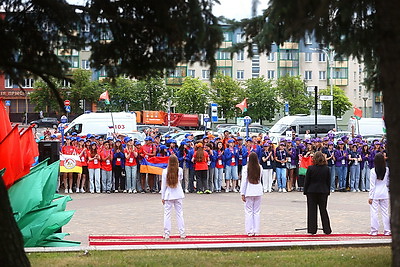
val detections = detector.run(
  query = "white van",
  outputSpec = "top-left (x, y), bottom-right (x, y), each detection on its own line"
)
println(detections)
top-left (268, 115), bottom-right (337, 143)
top-left (348, 118), bottom-right (386, 137)
top-left (64, 112), bottom-right (137, 136)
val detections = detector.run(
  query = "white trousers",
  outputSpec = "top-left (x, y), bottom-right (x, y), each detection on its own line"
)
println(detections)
top-left (262, 169), bottom-right (273, 192)
top-left (244, 196), bottom-right (262, 235)
top-left (370, 199), bottom-right (391, 235)
top-left (164, 199), bottom-right (185, 236)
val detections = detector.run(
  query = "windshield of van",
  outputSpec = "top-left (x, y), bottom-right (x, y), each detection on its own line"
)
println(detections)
top-left (269, 123), bottom-right (289, 134)
top-left (66, 123), bottom-right (82, 135)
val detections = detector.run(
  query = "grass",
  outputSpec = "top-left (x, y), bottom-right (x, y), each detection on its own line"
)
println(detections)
top-left (28, 246), bottom-right (391, 267)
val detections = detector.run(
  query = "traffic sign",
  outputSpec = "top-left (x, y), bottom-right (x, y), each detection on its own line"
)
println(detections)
top-left (64, 99), bottom-right (70, 106)
top-left (64, 106), bottom-right (71, 113)
top-left (307, 86), bottom-right (316, 93)
top-left (320, 95), bottom-right (333, 101)
top-left (5, 100), bottom-right (11, 106)
top-left (204, 114), bottom-right (210, 123)
top-left (60, 115), bottom-right (68, 123)
top-left (243, 116), bottom-right (252, 125)
top-left (211, 103), bottom-right (218, 122)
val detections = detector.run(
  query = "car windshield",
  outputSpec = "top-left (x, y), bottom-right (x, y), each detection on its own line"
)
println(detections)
top-left (269, 123), bottom-right (289, 134)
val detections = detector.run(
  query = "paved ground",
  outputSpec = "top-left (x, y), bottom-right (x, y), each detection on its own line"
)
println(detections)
top-left (62, 191), bottom-right (377, 246)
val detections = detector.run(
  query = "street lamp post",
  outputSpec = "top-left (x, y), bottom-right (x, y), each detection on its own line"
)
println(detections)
top-left (363, 96), bottom-right (368, 118)
top-left (311, 47), bottom-right (335, 116)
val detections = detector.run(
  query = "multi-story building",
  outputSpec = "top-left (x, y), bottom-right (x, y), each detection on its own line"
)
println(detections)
top-left (1, 24), bottom-right (381, 123)
top-left (166, 27), bottom-right (382, 123)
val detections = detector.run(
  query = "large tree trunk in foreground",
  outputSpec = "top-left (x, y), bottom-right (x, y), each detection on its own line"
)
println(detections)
top-left (376, 1), bottom-right (400, 266)
top-left (0, 178), bottom-right (30, 266)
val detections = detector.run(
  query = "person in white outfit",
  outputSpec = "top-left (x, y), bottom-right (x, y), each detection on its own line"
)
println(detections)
top-left (368, 153), bottom-right (391, 236)
top-left (240, 152), bottom-right (264, 236)
top-left (161, 155), bottom-right (186, 239)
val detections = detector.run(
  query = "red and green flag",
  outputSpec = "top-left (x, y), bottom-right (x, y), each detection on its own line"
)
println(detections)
top-left (99, 90), bottom-right (110, 105)
top-left (235, 98), bottom-right (248, 113)
top-left (353, 106), bottom-right (362, 120)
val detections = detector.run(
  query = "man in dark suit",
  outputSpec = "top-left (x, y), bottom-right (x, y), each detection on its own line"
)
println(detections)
top-left (304, 151), bottom-right (332, 235)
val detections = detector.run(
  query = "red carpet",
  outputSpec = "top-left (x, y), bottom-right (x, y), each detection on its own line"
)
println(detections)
top-left (88, 234), bottom-right (391, 246)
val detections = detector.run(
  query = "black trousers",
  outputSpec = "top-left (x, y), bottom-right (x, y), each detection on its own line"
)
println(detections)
top-left (306, 193), bottom-right (332, 234)
top-left (195, 170), bottom-right (208, 192)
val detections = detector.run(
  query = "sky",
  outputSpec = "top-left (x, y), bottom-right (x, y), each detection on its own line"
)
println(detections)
top-left (67, 0), bottom-right (270, 20)
top-left (212, 0), bottom-right (269, 20)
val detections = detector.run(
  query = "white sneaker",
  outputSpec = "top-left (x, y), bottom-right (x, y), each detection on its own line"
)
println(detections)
top-left (233, 188), bottom-right (238, 193)
top-left (80, 188), bottom-right (85, 193)
top-left (76, 188), bottom-right (80, 193)
top-left (164, 235), bottom-right (170, 239)
top-left (133, 189), bottom-right (137, 194)
top-left (64, 189), bottom-right (68, 194)
top-left (278, 188), bottom-right (282, 193)
top-left (128, 189), bottom-right (132, 193)
top-left (225, 188), bottom-right (229, 193)
top-left (185, 189), bottom-right (189, 193)
top-left (282, 188), bottom-right (287, 193)
top-left (69, 189), bottom-right (73, 194)
top-left (114, 190), bottom-right (118, 193)
top-left (180, 234), bottom-right (186, 239)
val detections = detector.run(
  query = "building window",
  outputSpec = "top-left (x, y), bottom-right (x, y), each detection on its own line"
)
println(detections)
top-left (82, 23), bottom-right (90, 33)
top-left (319, 71), bottom-right (326, 80)
top-left (202, 70), bottom-right (210, 80)
top-left (237, 70), bottom-right (244, 80)
top-left (304, 71), bottom-right (312, 80)
top-left (188, 69), bottom-right (195, 78)
top-left (223, 32), bottom-right (231, 42)
top-left (319, 53), bottom-right (326, 62)
top-left (62, 79), bottom-right (71, 88)
top-left (237, 50), bottom-right (244, 61)
top-left (305, 52), bottom-right (312, 62)
top-left (5, 77), bottom-right (13, 88)
top-left (219, 68), bottom-right (232, 77)
top-left (81, 60), bottom-right (90, 70)
top-left (267, 53), bottom-right (275, 62)
top-left (217, 51), bottom-right (230, 60)
top-left (354, 71), bottom-right (357, 82)
top-left (236, 33), bottom-right (244, 43)
top-left (305, 33), bottom-right (312, 45)
top-left (23, 78), bottom-right (34, 88)
top-left (267, 70), bottom-right (275, 79)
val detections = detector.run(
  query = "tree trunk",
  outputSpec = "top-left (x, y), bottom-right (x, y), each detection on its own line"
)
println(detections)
top-left (0, 178), bottom-right (30, 266)
top-left (376, 1), bottom-right (400, 266)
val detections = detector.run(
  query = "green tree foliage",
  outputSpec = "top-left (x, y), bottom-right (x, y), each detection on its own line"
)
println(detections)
top-left (98, 77), bottom-right (172, 112)
top-left (276, 75), bottom-right (313, 115)
top-left (243, 77), bottom-right (279, 123)
top-left (211, 73), bottom-right (244, 120)
top-left (0, 0), bottom-right (222, 108)
top-left (175, 77), bottom-right (210, 114)
top-left (69, 69), bottom-right (102, 113)
top-left (319, 86), bottom-right (352, 118)
top-left (30, 79), bottom-right (64, 115)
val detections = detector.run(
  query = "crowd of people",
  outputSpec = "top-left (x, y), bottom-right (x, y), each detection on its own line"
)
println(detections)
top-left (54, 127), bottom-right (388, 196)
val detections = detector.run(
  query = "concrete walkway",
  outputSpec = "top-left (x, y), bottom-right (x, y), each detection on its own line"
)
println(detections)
top-left (26, 191), bottom-right (391, 252)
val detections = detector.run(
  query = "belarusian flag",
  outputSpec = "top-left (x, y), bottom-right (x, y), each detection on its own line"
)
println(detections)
top-left (353, 107), bottom-right (362, 120)
top-left (235, 98), bottom-right (248, 113)
top-left (99, 91), bottom-right (110, 105)
top-left (298, 155), bottom-right (312, 176)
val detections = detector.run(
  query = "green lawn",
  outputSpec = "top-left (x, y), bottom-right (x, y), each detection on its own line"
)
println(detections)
top-left (28, 246), bottom-right (391, 267)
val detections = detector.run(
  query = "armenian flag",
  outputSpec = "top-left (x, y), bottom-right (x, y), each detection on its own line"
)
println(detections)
top-left (60, 154), bottom-right (82, 173)
top-left (140, 156), bottom-right (169, 175)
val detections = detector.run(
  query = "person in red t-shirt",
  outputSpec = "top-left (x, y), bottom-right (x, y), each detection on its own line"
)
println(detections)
top-left (139, 137), bottom-right (157, 193)
top-left (87, 142), bottom-right (101, 193)
top-left (124, 138), bottom-right (138, 193)
top-left (76, 138), bottom-right (87, 193)
top-left (192, 143), bottom-right (209, 194)
top-left (100, 141), bottom-right (113, 193)
top-left (61, 137), bottom-right (77, 194)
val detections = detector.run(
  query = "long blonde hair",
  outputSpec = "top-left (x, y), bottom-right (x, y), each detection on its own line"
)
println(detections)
top-left (166, 155), bottom-right (179, 188)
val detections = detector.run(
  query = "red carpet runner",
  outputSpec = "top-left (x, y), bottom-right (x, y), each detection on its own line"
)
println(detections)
top-left (88, 234), bottom-right (391, 246)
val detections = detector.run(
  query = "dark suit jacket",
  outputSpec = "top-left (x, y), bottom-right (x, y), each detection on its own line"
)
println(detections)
top-left (303, 165), bottom-right (330, 195)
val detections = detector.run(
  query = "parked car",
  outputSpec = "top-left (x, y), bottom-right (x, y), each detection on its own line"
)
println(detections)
top-left (30, 117), bottom-right (59, 128)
